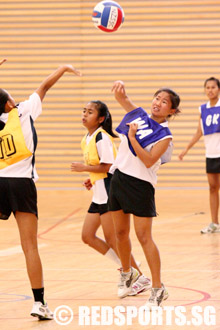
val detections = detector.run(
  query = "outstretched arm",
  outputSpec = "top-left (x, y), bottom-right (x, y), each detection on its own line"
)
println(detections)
top-left (112, 80), bottom-right (138, 112)
top-left (178, 116), bottom-right (203, 160)
top-left (36, 64), bottom-right (82, 101)
top-left (0, 59), bottom-right (7, 66)
top-left (71, 162), bottom-right (111, 173)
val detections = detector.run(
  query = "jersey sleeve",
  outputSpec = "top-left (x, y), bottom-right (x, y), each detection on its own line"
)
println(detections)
top-left (160, 141), bottom-right (173, 164)
top-left (18, 92), bottom-right (42, 121)
top-left (96, 132), bottom-right (115, 164)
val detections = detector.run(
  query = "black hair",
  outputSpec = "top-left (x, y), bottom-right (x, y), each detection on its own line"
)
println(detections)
top-left (0, 120), bottom-right (5, 130)
top-left (204, 77), bottom-right (220, 89)
top-left (90, 100), bottom-right (117, 137)
top-left (0, 88), bottom-right (9, 116)
top-left (154, 88), bottom-right (181, 118)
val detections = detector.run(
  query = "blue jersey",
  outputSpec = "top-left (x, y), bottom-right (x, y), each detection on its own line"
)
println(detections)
top-left (201, 103), bottom-right (220, 136)
top-left (116, 107), bottom-right (172, 156)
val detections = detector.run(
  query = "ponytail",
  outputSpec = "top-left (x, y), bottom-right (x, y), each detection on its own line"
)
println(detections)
top-left (90, 100), bottom-right (117, 137)
top-left (0, 88), bottom-right (9, 116)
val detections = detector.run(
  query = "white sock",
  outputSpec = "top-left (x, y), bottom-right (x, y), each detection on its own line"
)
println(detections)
top-left (105, 248), bottom-right (121, 266)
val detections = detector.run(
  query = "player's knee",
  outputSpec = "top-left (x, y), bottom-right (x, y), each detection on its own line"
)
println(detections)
top-left (81, 232), bottom-right (93, 245)
top-left (209, 183), bottom-right (219, 193)
top-left (136, 232), bottom-right (151, 246)
top-left (21, 241), bottom-right (38, 255)
top-left (115, 228), bottom-right (129, 241)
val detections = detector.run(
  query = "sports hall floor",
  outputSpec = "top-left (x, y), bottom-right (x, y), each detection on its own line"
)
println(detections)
top-left (0, 188), bottom-right (219, 330)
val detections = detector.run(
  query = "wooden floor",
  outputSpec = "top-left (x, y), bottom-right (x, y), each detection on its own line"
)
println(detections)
top-left (0, 188), bottom-right (219, 329)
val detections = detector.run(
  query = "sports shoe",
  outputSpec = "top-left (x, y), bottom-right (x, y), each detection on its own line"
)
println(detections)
top-left (118, 267), bottom-right (139, 298)
top-left (136, 260), bottom-right (141, 267)
top-left (145, 284), bottom-right (169, 309)
top-left (128, 275), bottom-right (152, 296)
top-left (30, 301), bottom-right (53, 320)
top-left (201, 223), bottom-right (220, 234)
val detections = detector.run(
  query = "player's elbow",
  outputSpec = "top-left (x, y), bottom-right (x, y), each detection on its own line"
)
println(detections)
top-left (144, 157), bottom-right (157, 168)
top-left (144, 160), bottom-right (154, 168)
top-left (36, 86), bottom-right (47, 102)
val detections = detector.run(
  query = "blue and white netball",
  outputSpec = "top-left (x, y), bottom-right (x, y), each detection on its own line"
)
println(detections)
top-left (92, 1), bottom-right (124, 33)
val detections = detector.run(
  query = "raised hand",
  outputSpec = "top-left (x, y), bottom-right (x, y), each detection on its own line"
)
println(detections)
top-left (63, 64), bottom-right (82, 76)
top-left (112, 80), bottom-right (125, 94)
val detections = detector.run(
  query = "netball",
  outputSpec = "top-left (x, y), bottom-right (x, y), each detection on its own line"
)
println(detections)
top-left (92, 1), bottom-right (124, 33)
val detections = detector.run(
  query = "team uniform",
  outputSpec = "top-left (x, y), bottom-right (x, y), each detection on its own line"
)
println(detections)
top-left (108, 107), bottom-right (173, 217)
top-left (200, 99), bottom-right (220, 173)
top-left (0, 92), bottom-right (41, 219)
top-left (81, 127), bottom-right (116, 214)
top-left (109, 106), bottom-right (171, 303)
top-left (199, 99), bottom-right (220, 234)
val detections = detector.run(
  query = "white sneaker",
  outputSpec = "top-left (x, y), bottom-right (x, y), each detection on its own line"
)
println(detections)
top-left (145, 284), bottom-right (169, 309)
top-left (128, 275), bottom-right (152, 296)
top-left (118, 267), bottom-right (139, 299)
top-left (30, 301), bottom-right (53, 320)
top-left (201, 223), bottom-right (220, 234)
top-left (136, 260), bottom-right (141, 267)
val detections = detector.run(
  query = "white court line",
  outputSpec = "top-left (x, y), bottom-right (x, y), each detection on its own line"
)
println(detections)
top-left (0, 243), bottom-right (47, 257)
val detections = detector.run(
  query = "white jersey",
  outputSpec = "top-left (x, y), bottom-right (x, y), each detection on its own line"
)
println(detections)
top-left (110, 121), bottom-right (172, 187)
top-left (0, 93), bottom-right (42, 180)
top-left (85, 128), bottom-right (115, 204)
top-left (199, 99), bottom-right (220, 158)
